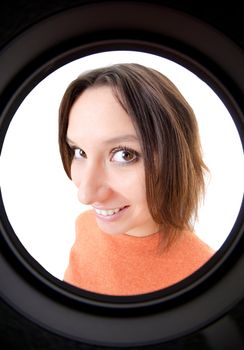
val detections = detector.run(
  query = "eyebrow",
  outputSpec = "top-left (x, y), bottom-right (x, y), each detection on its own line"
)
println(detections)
top-left (66, 134), bottom-right (139, 146)
top-left (103, 135), bottom-right (139, 145)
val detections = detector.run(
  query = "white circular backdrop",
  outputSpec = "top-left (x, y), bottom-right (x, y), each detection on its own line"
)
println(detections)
top-left (0, 51), bottom-right (243, 280)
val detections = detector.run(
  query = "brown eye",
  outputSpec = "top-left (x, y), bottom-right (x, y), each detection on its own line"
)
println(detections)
top-left (111, 148), bottom-right (138, 164)
top-left (74, 148), bottom-right (86, 159)
top-left (121, 150), bottom-right (135, 161)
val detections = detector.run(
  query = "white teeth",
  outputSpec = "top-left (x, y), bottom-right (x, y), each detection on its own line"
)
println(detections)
top-left (94, 208), bottom-right (121, 216)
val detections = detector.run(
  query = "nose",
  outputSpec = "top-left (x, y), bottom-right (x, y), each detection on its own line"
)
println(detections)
top-left (73, 161), bottom-right (112, 205)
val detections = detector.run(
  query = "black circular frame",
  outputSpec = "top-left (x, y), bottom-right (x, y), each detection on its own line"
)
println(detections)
top-left (0, 1), bottom-right (243, 347)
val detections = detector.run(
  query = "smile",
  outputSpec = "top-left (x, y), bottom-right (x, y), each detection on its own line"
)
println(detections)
top-left (93, 206), bottom-right (126, 216)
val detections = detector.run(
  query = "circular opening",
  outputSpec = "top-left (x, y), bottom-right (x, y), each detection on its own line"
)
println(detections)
top-left (0, 50), bottom-right (243, 285)
top-left (0, 2), bottom-right (243, 347)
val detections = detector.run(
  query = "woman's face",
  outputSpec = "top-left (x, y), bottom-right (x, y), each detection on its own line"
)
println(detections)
top-left (66, 85), bottom-right (158, 237)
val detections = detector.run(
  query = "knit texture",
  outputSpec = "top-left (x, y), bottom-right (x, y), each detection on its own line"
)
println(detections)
top-left (64, 210), bottom-right (214, 295)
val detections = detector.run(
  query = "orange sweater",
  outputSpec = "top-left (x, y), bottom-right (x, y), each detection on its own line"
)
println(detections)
top-left (64, 210), bottom-right (214, 296)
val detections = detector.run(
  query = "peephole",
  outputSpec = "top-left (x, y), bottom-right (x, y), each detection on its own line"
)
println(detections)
top-left (0, 2), bottom-right (243, 348)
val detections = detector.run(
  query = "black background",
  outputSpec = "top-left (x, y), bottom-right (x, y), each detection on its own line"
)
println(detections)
top-left (0, 1), bottom-right (243, 349)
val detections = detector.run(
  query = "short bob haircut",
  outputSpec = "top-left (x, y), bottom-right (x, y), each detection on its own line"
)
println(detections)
top-left (59, 63), bottom-right (208, 242)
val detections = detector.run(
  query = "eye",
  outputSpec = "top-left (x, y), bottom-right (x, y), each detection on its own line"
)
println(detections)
top-left (73, 148), bottom-right (86, 159)
top-left (110, 147), bottom-right (139, 164)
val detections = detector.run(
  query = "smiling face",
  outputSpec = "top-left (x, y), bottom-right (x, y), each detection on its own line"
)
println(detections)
top-left (66, 86), bottom-right (159, 237)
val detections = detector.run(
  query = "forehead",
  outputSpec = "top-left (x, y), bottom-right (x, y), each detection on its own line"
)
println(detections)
top-left (67, 86), bottom-right (137, 142)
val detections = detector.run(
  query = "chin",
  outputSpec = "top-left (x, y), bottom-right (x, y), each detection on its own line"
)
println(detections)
top-left (95, 221), bottom-right (125, 236)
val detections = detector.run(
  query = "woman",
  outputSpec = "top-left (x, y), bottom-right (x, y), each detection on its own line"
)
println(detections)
top-left (59, 63), bottom-right (214, 296)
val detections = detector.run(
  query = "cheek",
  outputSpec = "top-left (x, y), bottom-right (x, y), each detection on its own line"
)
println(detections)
top-left (70, 162), bottom-right (80, 187)
top-left (129, 170), bottom-right (150, 212)
top-left (112, 167), bottom-right (147, 201)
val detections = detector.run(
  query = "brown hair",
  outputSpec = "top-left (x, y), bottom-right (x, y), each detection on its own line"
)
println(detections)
top-left (59, 63), bottom-right (208, 242)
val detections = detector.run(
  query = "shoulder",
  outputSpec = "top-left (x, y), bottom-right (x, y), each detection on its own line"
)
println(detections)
top-left (189, 232), bottom-right (215, 258)
top-left (69, 210), bottom-right (99, 253)
top-left (74, 209), bottom-right (99, 241)
top-left (75, 209), bottom-right (96, 231)
top-left (173, 230), bottom-right (215, 269)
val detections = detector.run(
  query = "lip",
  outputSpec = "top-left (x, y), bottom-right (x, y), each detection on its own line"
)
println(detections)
top-left (93, 205), bottom-right (129, 222)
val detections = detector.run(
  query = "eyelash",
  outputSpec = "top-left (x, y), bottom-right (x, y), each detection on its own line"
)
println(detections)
top-left (110, 145), bottom-right (140, 165)
top-left (68, 144), bottom-right (140, 164)
top-left (68, 145), bottom-right (86, 159)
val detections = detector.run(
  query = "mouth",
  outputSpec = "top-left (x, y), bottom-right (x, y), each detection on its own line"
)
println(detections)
top-left (93, 206), bottom-right (128, 217)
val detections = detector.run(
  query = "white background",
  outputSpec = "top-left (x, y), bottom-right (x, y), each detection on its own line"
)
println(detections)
top-left (0, 51), bottom-right (243, 280)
